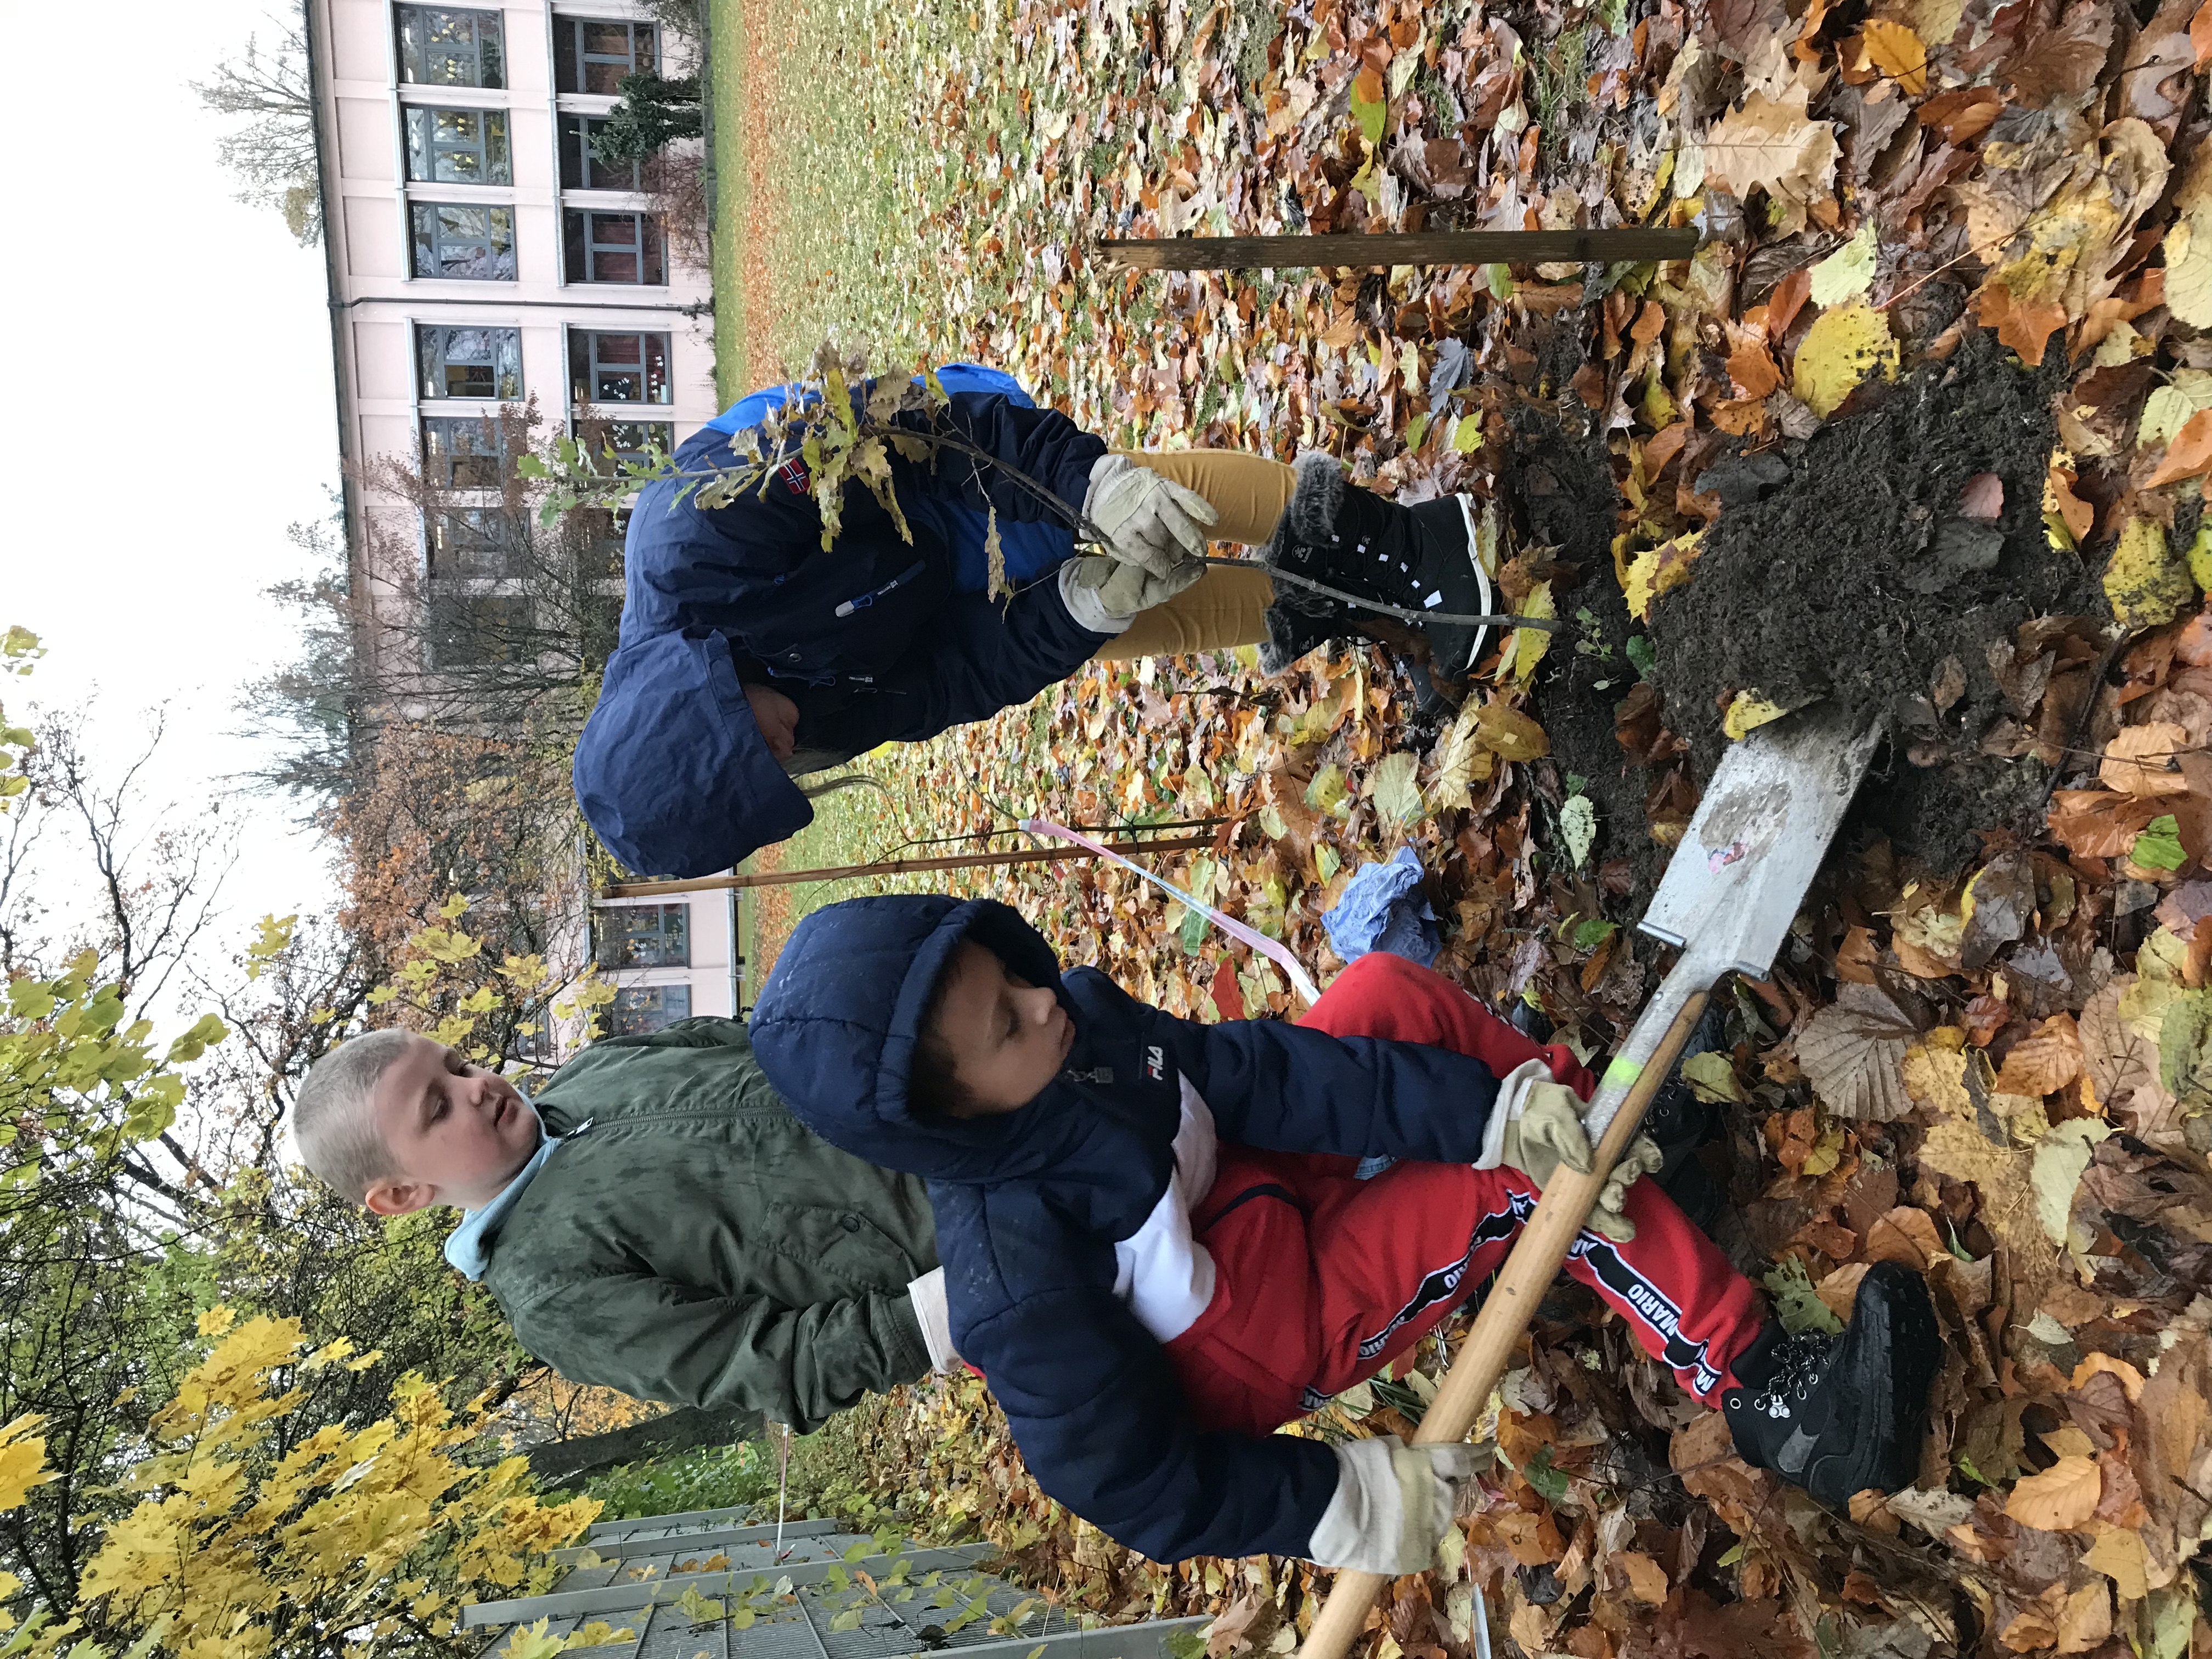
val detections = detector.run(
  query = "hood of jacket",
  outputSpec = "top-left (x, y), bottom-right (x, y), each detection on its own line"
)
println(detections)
top-left (749, 896), bottom-right (1178, 1218)
top-left (573, 627), bottom-right (812, 879)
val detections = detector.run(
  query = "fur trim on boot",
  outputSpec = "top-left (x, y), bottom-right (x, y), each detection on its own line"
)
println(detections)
top-left (1285, 450), bottom-right (1347, 544)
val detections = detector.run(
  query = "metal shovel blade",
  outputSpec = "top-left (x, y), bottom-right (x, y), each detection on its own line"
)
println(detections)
top-left (1639, 703), bottom-right (1884, 981)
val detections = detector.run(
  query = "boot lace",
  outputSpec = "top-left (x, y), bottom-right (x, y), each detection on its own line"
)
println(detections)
top-left (1753, 1333), bottom-right (1831, 1420)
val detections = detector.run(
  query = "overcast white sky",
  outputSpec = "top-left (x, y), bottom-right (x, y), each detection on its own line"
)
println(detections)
top-left (2, 2), bottom-right (341, 975)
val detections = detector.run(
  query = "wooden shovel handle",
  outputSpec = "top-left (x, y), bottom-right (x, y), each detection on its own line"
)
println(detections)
top-left (1296, 988), bottom-right (1713, 1659)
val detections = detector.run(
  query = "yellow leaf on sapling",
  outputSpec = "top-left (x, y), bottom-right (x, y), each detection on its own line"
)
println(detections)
top-left (1791, 302), bottom-right (1900, 417)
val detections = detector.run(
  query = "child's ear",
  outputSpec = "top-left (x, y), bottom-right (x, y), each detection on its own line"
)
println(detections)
top-left (363, 1178), bottom-right (437, 1217)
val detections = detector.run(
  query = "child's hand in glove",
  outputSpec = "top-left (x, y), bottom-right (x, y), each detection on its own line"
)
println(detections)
top-left (1479, 1060), bottom-right (1663, 1240)
top-left (1058, 554), bottom-right (1204, 633)
top-left (1306, 1436), bottom-right (1486, 1574)
top-left (1082, 455), bottom-right (1219, 578)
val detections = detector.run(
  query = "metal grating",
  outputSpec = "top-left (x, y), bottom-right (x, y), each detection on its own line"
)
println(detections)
top-left (469, 1511), bottom-right (1210, 1659)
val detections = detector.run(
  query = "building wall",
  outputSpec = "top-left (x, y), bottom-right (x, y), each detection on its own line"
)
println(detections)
top-left (310, 0), bottom-right (718, 647)
top-left (589, 891), bottom-right (744, 1026)
top-left (310, 3), bottom-right (740, 1050)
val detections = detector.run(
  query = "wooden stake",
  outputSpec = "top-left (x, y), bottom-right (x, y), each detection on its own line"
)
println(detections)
top-left (1097, 229), bottom-right (1697, 272)
top-left (601, 834), bottom-right (1214, 898)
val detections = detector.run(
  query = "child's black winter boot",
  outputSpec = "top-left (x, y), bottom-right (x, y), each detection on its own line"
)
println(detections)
top-left (1722, 1260), bottom-right (1942, 1507)
top-left (1259, 453), bottom-right (1493, 677)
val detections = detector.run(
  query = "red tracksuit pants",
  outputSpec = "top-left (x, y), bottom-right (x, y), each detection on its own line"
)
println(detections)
top-left (1162, 952), bottom-right (1767, 1437)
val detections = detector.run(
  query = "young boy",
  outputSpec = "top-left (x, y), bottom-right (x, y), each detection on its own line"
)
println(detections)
top-left (749, 895), bottom-right (1942, 1571)
top-left (287, 1017), bottom-right (952, 1433)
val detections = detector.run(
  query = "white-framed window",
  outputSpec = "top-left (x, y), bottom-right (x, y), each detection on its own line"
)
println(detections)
top-left (411, 203), bottom-right (517, 280)
top-left (609, 984), bottom-right (691, 1035)
top-left (569, 330), bottom-right (670, 404)
top-left (562, 210), bottom-right (664, 285)
top-left (552, 19), bottom-right (657, 95)
top-left (594, 904), bottom-right (690, 968)
top-left (416, 325), bottom-right (522, 399)
top-left (405, 106), bottom-right (512, 184)
top-left (396, 6), bottom-right (506, 87)
top-left (427, 507), bottom-right (522, 578)
top-left (557, 114), bottom-right (641, 191)
top-left (420, 415), bottom-right (508, 488)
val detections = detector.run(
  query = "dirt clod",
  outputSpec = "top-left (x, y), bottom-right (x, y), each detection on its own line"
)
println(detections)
top-left (1650, 334), bottom-right (2094, 872)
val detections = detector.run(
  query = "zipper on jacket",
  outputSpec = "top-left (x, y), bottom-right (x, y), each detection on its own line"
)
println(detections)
top-left (1063, 1066), bottom-right (1114, 1085)
top-left (835, 560), bottom-right (926, 618)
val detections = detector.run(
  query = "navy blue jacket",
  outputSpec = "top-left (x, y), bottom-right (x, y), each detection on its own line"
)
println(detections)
top-left (748, 896), bottom-right (1510, 1564)
top-left (574, 374), bottom-right (1111, 878)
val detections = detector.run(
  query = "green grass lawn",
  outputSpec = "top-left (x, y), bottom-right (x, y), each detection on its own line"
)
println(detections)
top-left (706, 0), bottom-right (745, 403)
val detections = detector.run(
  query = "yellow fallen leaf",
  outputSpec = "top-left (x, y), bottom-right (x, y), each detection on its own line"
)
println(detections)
top-left (1624, 530), bottom-right (1707, 620)
top-left (1499, 579), bottom-right (1555, 686)
top-left (1792, 302), bottom-right (1899, 417)
top-left (2103, 514), bottom-right (2196, 629)
top-left (2081, 1523), bottom-right (2148, 1600)
top-left (1723, 692), bottom-right (1790, 740)
top-left (1860, 19), bottom-right (1928, 92)
top-left (2165, 149), bottom-right (2212, 328)
top-left (2004, 1453), bottom-right (2101, 1532)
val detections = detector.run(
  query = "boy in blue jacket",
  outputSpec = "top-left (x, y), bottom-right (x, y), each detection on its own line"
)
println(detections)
top-left (572, 365), bottom-right (1506, 879)
top-left (750, 896), bottom-right (1941, 1571)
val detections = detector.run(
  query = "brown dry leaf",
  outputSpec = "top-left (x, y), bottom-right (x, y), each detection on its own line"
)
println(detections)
top-left (2048, 787), bottom-right (2164, 856)
top-left (2052, 1582), bottom-right (2112, 1654)
top-left (2004, 1453), bottom-right (2102, 1532)
top-left (2099, 720), bottom-right (2191, 794)
top-left (1698, 70), bottom-right (1841, 235)
top-left (1999, 1587), bottom-right (2063, 1653)
top-left (1725, 340), bottom-right (1782, 400)
top-left (1617, 1550), bottom-right (1669, 1604)
top-left (1958, 472), bottom-right (2005, 522)
top-left (1864, 1204), bottom-right (1945, 1267)
top-left (1994, 1013), bottom-right (2084, 1096)
top-left (1796, 980), bottom-right (1920, 1120)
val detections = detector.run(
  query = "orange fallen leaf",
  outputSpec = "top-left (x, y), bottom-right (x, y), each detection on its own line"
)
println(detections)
top-left (1768, 267), bottom-right (1813, 335)
top-left (1726, 340), bottom-right (1781, 400)
top-left (2048, 788), bottom-right (2164, 857)
top-left (2195, 0), bottom-right (2212, 70)
top-left (1618, 1550), bottom-right (1669, 1603)
top-left (2100, 720), bottom-right (2192, 795)
top-left (1978, 282), bottom-right (2068, 368)
top-left (2047, 459), bottom-right (2095, 544)
top-left (2004, 1453), bottom-right (2102, 1532)
top-left (1994, 1013), bottom-right (2084, 1096)
top-left (2147, 407), bottom-right (2212, 488)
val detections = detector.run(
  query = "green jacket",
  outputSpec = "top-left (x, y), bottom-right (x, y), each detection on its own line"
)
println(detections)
top-left (479, 1017), bottom-right (938, 1431)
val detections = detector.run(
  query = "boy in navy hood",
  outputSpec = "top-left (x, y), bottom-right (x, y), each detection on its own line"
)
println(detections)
top-left (749, 896), bottom-right (1942, 1571)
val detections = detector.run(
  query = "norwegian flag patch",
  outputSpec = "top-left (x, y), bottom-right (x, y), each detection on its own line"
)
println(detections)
top-left (776, 456), bottom-right (811, 495)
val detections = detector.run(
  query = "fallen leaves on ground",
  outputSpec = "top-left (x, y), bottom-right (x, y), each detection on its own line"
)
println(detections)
top-left (735, 0), bottom-right (2212, 1649)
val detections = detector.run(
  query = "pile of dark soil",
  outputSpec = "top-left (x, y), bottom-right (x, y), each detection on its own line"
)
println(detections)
top-left (1651, 334), bottom-right (2092, 871)
top-left (1511, 330), bottom-right (2096, 893)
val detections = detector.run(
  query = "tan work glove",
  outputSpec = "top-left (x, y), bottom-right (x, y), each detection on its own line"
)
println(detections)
top-left (1057, 552), bottom-right (1205, 633)
top-left (1082, 455), bottom-right (1220, 578)
top-left (1480, 1059), bottom-right (1662, 1242)
top-left (1306, 1436), bottom-right (1486, 1573)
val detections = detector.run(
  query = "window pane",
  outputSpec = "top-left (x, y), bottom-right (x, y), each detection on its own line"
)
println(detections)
top-left (421, 415), bottom-right (508, 486)
top-left (609, 984), bottom-right (691, 1035)
top-left (644, 335), bottom-right (669, 400)
top-left (582, 22), bottom-right (631, 55)
top-left (428, 508), bottom-right (521, 577)
top-left (397, 7), bottom-right (504, 87)
top-left (482, 111), bottom-right (511, 183)
top-left (595, 903), bottom-right (690, 968)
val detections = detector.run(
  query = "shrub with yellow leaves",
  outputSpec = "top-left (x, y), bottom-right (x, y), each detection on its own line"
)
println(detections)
top-left (1, 1307), bottom-right (599, 1658)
